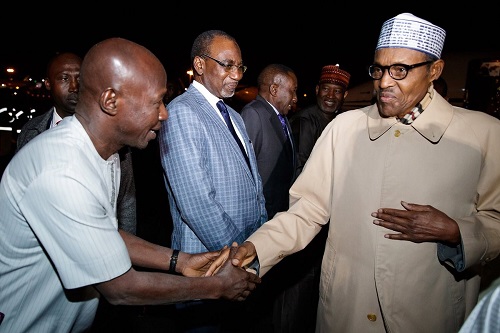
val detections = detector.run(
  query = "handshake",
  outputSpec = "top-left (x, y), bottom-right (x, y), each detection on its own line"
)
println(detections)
top-left (180, 241), bottom-right (259, 301)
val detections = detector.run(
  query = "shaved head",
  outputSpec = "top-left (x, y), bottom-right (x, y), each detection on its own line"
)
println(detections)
top-left (75, 37), bottom-right (168, 158)
top-left (78, 38), bottom-right (166, 112)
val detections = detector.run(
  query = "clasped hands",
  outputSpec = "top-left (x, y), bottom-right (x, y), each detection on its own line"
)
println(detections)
top-left (181, 242), bottom-right (260, 301)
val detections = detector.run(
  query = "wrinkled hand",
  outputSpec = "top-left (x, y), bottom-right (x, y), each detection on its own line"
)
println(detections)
top-left (230, 241), bottom-right (257, 269)
top-left (372, 201), bottom-right (460, 245)
top-left (215, 246), bottom-right (261, 301)
top-left (205, 241), bottom-right (257, 276)
top-left (181, 245), bottom-right (229, 277)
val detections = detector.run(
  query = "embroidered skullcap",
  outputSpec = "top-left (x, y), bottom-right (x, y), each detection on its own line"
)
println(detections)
top-left (318, 65), bottom-right (351, 89)
top-left (376, 13), bottom-right (446, 59)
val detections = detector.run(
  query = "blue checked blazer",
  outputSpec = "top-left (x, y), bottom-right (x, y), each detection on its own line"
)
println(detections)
top-left (158, 84), bottom-right (268, 254)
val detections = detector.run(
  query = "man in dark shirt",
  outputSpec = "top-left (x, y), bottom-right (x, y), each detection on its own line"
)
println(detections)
top-left (290, 64), bottom-right (350, 175)
top-left (279, 64), bottom-right (350, 332)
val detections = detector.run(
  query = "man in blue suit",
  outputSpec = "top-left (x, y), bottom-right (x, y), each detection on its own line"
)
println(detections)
top-left (158, 30), bottom-right (267, 332)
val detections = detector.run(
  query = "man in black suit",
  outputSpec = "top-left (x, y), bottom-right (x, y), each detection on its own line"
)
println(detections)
top-left (241, 63), bottom-right (297, 220)
top-left (240, 63), bottom-right (298, 332)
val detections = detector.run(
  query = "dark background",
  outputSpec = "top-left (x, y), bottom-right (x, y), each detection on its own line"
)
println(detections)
top-left (2, 5), bottom-right (500, 331)
top-left (2, 5), bottom-right (499, 93)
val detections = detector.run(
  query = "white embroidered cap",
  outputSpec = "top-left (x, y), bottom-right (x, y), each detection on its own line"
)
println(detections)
top-left (376, 13), bottom-right (446, 59)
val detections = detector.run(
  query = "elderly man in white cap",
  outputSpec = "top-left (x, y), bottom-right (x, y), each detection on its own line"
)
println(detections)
top-left (224, 13), bottom-right (500, 333)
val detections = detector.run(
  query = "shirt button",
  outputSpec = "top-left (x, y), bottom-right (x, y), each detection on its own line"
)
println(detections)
top-left (367, 314), bottom-right (377, 322)
top-left (394, 130), bottom-right (401, 137)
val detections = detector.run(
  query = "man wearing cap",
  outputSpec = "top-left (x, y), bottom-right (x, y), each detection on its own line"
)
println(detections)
top-left (228, 13), bottom-right (500, 332)
top-left (290, 64), bottom-right (350, 176)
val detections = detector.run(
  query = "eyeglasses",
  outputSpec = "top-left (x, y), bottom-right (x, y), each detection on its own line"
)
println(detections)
top-left (368, 61), bottom-right (434, 80)
top-left (201, 54), bottom-right (247, 74)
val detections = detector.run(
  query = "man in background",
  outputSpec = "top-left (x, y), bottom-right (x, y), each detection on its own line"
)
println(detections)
top-left (240, 63), bottom-right (298, 332)
top-left (290, 64), bottom-right (350, 176)
top-left (16, 52), bottom-right (137, 234)
top-left (271, 64), bottom-right (350, 332)
top-left (158, 30), bottom-right (267, 332)
top-left (0, 37), bottom-right (260, 333)
top-left (241, 63), bottom-right (298, 220)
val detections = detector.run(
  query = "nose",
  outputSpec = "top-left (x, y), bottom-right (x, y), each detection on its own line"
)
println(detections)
top-left (69, 78), bottom-right (79, 92)
top-left (378, 68), bottom-right (393, 88)
top-left (229, 70), bottom-right (244, 81)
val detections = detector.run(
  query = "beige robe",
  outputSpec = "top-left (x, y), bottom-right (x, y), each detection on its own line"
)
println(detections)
top-left (247, 92), bottom-right (500, 333)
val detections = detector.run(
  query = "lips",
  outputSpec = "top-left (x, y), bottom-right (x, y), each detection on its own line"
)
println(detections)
top-left (379, 94), bottom-right (394, 103)
top-left (226, 84), bottom-right (238, 91)
top-left (67, 95), bottom-right (79, 104)
top-left (379, 91), bottom-right (396, 103)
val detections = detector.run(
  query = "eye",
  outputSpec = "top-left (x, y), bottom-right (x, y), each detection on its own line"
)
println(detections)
top-left (393, 66), bottom-right (406, 74)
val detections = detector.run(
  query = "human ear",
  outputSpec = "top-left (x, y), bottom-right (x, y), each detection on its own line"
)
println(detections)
top-left (100, 88), bottom-right (118, 116)
top-left (430, 59), bottom-right (445, 81)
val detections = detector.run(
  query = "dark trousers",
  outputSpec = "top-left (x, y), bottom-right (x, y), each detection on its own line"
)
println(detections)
top-left (172, 297), bottom-right (272, 333)
top-left (270, 225), bottom-right (328, 333)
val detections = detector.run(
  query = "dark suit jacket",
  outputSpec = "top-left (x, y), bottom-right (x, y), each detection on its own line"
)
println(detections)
top-left (16, 108), bottom-right (137, 234)
top-left (241, 95), bottom-right (297, 219)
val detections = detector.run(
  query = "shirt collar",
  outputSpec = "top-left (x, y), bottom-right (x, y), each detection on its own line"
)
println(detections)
top-left (51, 108), bottom-right (64, 128)
top-left (368, 88), bottom-right (453, 143)
top-left (192, 80), bottom-right (221, 111)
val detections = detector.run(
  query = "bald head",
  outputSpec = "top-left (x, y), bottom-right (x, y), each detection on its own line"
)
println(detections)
top-left (257, 64), bottom-right (298, 116)
top-left (78, 38), bottom-right (166, 108)
top-left (75, 37), bottom-right (168, 158)
top-left (257, 64), bottom-right (295, 94)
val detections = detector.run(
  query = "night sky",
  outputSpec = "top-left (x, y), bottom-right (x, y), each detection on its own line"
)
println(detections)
top-left (2, 5), bottom-right (499, 97)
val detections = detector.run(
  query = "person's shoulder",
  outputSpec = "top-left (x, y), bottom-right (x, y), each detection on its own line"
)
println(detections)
top-left (298, 104), bottom-right (318, 115)
top-left (167, 90), bottom-right (190, 106)
top-left (166, 90), bottom-right (202, 116)
top-left (241, 99), bottom-right (264, 114)
top-left (338, 106), bottom-right (371, 118)
top-left (15, 123), bottom-right (87, 170)
top-left (453, 107), bottom-right (500, 128)
top-left (20, 109), bottom-right (53, 130)
top-left (330, 106), bottom-right (372, 128)
top-left (289, 104), bottom-right (317, 122)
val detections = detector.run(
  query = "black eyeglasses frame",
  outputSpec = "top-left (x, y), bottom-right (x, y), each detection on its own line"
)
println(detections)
top-left (201, 54), bottom-right (247, 74)
top-left (368, 60), bottom-right (434, 80)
